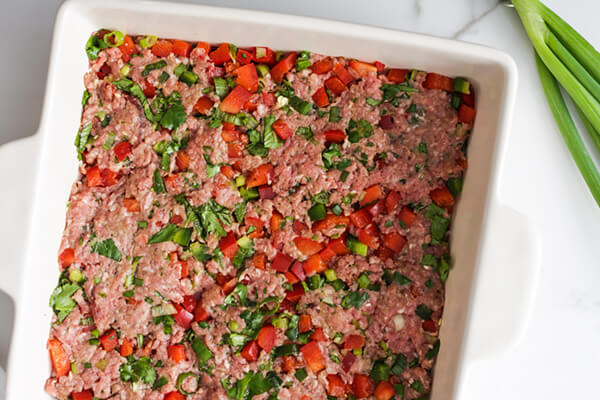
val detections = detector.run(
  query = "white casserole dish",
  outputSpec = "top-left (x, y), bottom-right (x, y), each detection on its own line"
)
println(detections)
top-left (0, 0), bottom-right (541, 398)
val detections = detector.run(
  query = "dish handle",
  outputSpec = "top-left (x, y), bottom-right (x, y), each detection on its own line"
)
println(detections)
top-left (0, 135), bottom-right (39, 301)
top-left (465, 202), bottom-right (541, 361)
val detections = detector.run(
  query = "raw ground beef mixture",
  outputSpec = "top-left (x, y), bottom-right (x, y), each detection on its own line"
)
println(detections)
top-left (45, 30), bottom-right (476, 400)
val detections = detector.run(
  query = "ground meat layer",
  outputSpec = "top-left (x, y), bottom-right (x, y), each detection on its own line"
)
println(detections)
top-left (45, 31), bottom-right (475, 400)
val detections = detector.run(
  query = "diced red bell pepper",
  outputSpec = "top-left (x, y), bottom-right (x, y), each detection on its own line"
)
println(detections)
top-left (298, 314), bottom-right (313, 333)
top-left (303, 254), bottom-right (326, 276)
top-left (374, 381), bottom-right (396, 400)
top-left (300, 341), bottom-right (325, 373)
top-left (382, 232), bottom-right (407, 253)
top-left (311, 58), bottom-right (334, 74)
top-left (458, 103), bottom-right (476, 124)
top-left (423, 72), bottom-right (454, 92)
top-left (234, 63), bottom-right (259, 93)
top-left (194, 303), bottom-right (209, 322)
top-left (352, 374), bottom-right (374, 399)
top-left (182, 295), bottom-right (197, 313)
top-left (119, 339), bottom-right (134, 357)
top-left (422, 319), bottom-right (437, 333)
top-left (47, 339), bottom-right (70, 377)
top-left (216, 274), bottom-right (237, 295)
top-left (245, 217), bottom-right (264, 239)
top-left (270, 211), bottom-right (283, 232)
top-left (118, 35), bottom-right (137, 62)
top-left (218, 231), bottom-right (238, 260)
top-left (385, 191), bottom-right (402, 213)
top-left (102, 168), bottom-right (119, 186)
top-left (430, 186), bottom-right (454, 209)
top-left (398, 206), bottom-right (417, 227)
top-left (58, 248), bottom-right (75, 267)
top-left (71, 390), bottom-right (93, 400)
top-left (272, 251), bottom-right (293, 272)
top-left (319, 246), bottom-right (336, 263)
top-left (194, 96), bottom-right (214, 115)
top-left (167, 344), bottom-right (186, 363)
top-left (284, 271), bottom-right (300, 284)
top-left (99, 329), bottom-right (118, 352)
top-left (366, 199), bottom-right (385, 217)
top-left (349, 60), bottom-right (378, 77)
top-left (209, 43), bottom-right (231, 65)
top-left (461, 90), bottom-right (475, 107)
top-left (343, 334), bottom-right (365, 350)
top-left (281, 355), bottom-right (300, 372)
top-left (323, 129), bottom-right (346, 143)
top-left (247, 163), bottom-right (274, 188)
top-left (312, 86), bottom-right (330, 108)
top-left (270, 52), bottom-right (297, 83)
top-left (123, 198), bottom-right (140, 213)
top-left (86, 166), bottom-right (103, 187)
top-left (290, 261), bottom-right (306, 281)
top-left (141, 79), bottom-right (156, 98)
top-left (257, 325), bottom-right (276, 353)
top-left (327, 236), bottom-right (350, 256)
top-left (253, 46), bottom-right (276, 65)
top-left (272, 119), bottom-right (294, 140)
top-left (172, 39), bottom-right (192, 57)
top-left (113, 141), bottom-right (132, 162)
top-left (293, 237), bottom-right (324, 257)
top-left (386, 68), bottom-right (409, 83)
top-left (175, 151), bottom-right (190, 171)
top-left (341, 352), bottom-right (356, 372)
top-left (360, 184), bottom-right (383, 207)
top-left (151, 40), bottom-right (173, 57)
top-left (333, 63), bottom-right (354, 85)
top-left (312, 214), bottom-right (350, 236)
top-left (325, 76), bottom-right (347, 95)
top-left (221, 128), bottom-right (240, 143)
top-left (350, 208), bottom-right (372, 229)
top-left (196, 41), bottom-right (210, 55)
top-left (292, 220), bottom-right (308, 234)
top-left (241, 339), bottom-right (260, 362)
top-left (220, 85), bottom-right (252, 114)
top-left (310, 327), bottom-right (327, 342)
top-left (180, 260), bottom-right (190, 279)
top-left (327, 374), bottom-right (349, 397)
top-left (164, 391), bottom-right (185, 400)
top-left (374, 61), bottom-right (386, 72)
top-left (220, 165), bottom-right (237, 179)
top-left (173, 304), bottom-right (194, 329)
top-left (327, 374), bottom-right (348, 398)
top-left (285, 283), bottom-right (305, 303)
top-left (227, 142), bottom-right (244, 158)
top-left (236, 48), bottom-right (254, 65)
top-left (358, 225), bottom-right (380, 250)
top-left (263, 92), bottom-right (276, 106)
top-left (252, 252), bottom-right (267, 270)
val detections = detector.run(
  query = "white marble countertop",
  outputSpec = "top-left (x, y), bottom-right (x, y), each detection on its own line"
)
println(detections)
top-left (1, 0), bottom-right (599, 398)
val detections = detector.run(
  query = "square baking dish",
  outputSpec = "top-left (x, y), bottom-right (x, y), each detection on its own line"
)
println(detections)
top-left (0, 0), bottom-right (540, 398)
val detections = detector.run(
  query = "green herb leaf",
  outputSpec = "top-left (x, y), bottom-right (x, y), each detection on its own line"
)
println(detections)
top-left (49, 278), bottom-right (81, 323)
top-left (415, 304), bottom-right (433, 320)
top-left (91, 238), bottom-right (122, 261)
top-left (74, 123), bottom-right (92, 160)
top-left (119, 356), bottom-right (157, 385)
top-left (346, 119), bottom-right (373, 143)
top-left (341, 291), bottom-right (369, 310)
top-left (263, 115), bottom-right (281, 149)
top-left (153, 169), bottom-right (167, 194)
top-left (160, 102), bottom-right (187, 132)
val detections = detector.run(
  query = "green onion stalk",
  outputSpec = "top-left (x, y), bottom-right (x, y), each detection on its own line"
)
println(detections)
top-left (512, 0), bottom-right (600, 206)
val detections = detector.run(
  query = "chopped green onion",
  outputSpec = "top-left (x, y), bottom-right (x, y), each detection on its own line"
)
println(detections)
top-left (453, 77), bottom-right (470, 94)
top-left (324, 269), bottom-right (337, 281)
top-left (346, 235), bottom-right (368, 256)
top-left (307, 203), bottom-right (326, 221)
top-left (176, 372), bottom-right (198, 395)
top-left (140, 35), bottom-right (158, 49)
top-left (256, 64), bottom-right (270, 78)
top-left (513, 0), bottom-right (600, 205)
top-left (103, 31), bottom-right (124, 47)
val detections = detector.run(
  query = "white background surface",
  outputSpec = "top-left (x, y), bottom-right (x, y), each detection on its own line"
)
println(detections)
top-left (1, 0), bottom-right (599, 399)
